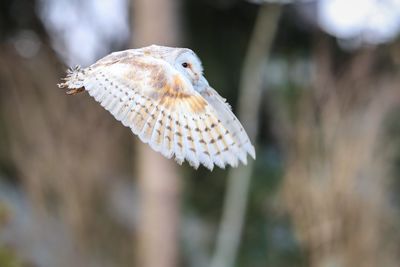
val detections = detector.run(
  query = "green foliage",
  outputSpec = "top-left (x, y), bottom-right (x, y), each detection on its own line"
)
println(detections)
top-left (0, 203), bottom-right (22, 267)
top-left (0, 247), bottom-right (22, 267)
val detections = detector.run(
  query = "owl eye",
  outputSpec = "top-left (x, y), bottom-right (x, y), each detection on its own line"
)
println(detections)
top-left (182, 62), bottom-right (189, 68)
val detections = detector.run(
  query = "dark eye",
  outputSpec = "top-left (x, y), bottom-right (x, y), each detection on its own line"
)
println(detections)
top-left (182, 62), bottom-right (188, 68)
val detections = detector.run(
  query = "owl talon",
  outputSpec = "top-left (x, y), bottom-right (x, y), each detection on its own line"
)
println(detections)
top-left (57, 82), bottom-right (67, 88)
top-left (65, 87), bottom-right (84, 95)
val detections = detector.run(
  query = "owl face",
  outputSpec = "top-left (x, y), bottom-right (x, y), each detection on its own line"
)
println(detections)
top-left (174, 50), bottom-right (204, 85)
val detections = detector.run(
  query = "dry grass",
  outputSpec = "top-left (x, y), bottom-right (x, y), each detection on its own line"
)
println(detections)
top-left (280, 41), bottom-right (400, 267)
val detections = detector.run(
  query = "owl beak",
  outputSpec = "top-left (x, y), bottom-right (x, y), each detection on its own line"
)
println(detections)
top-left (194, 76), bottom-right (209, 91)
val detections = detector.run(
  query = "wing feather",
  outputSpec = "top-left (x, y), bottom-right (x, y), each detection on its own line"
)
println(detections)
top-left (179, 112), bottom-right (199, 168)
top-left (195, 116), bottom-right (217, 169)
top-left (161, 110), bottom-right (174, 159)
top-left (125, 92), bottom-right (147, 133)
top-left (139, 104), bottom-right (158, 142)
top-left (201, 114), bottom-right (225, 168)
top-left (60, 52), bottom-right (255, 169)
top-left (215, 122), bottom-right (239, 167)
top-left (87, 73), bottom-right (109, 102)
top-left (136, 99), bottom-right (157, 139)
top-left (119, 96), bottom-right (137, 126)
top-left (149, 107), bottom-right (166, 152)
top-left (186, 113), bottom-right (214, 170)
top-left (200, 88), bottom-right (255, 160)
top-left (172, 112), bottom-right (185, 165)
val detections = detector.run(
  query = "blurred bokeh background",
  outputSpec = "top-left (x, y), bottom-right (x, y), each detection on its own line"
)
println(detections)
top-left (1, 0), bottom-right (400, 266)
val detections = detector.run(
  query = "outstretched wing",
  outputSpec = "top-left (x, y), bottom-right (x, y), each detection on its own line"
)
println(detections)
top-left (200, 87), bottom-right (255, 164)
top-left (59, 54), bottom-right (255, 170)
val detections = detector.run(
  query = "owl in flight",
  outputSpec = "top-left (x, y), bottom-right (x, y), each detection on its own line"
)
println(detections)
top-left (58, 45), bottom-right (255, 170)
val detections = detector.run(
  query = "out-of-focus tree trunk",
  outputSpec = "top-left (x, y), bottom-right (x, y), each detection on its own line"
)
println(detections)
top-left (210, 5), bottom-right (281, 267)
top-left (130, 1), bottom-right (181, 267)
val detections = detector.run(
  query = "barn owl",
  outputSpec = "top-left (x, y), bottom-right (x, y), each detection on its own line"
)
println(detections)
top-left (58, 45), bottom-right (255, 170)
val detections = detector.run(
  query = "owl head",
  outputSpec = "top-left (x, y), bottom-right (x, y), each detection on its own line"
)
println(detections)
top-left (143, 45), bottom-right (209, 90)
top-left (174, 49), bottom-right (204, 85)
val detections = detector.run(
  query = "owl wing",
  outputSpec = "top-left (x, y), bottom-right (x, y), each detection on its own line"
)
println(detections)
top-left (199, 87), bottom-right (255, 163)
top-left (59, 55), bottom-right (255, 170)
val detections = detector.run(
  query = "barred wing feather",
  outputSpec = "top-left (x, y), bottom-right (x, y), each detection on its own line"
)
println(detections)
top-left (58, 56), bottom-right (255, 170)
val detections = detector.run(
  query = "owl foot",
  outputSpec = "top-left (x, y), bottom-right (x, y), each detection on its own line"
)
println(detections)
top-left (57, 65), bottom-right (85, 95)
top-left (65, 87), bottom-right (85, 95)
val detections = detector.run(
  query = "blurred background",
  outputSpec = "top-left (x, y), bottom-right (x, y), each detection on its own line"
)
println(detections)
top-left (1, 0), bottom-right (400, 266)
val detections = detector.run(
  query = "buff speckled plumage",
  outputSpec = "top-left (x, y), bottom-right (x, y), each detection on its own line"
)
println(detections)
top-left (58, 45), bottom-right (255, 170)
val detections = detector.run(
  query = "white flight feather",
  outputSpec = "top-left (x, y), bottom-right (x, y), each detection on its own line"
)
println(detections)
top-left (149, 107), bottom-right (166, 153)
top-left (216, 122), bottom-right (239, 168)
top-left (200, 116), bottom-right (222, 168)
top-left (201, 116), bottom-right (225, 169)
top-left (201, 88), bottom-right (255, 161)
top-left (179, 111), bottom-right (199, 169)
top-left (138, 103), bottom-right (159, 145)
top-left (127, 94), bottom-right (147, 135)
top-left (190, 114), bottom-right (213, 170)
top-left (161, 110), bottom-right (174, 159)
top-left (186, 112), bottom-right (213, 170)
top-left (172, 112), bottom-right (184, 165)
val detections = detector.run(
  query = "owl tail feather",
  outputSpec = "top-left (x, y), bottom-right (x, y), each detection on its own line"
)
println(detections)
top-left (57, 65), bottom-right (86, 95)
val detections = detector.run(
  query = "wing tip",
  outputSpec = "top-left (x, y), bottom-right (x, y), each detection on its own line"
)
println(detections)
top-left (248, 145), bottom-right (256, 160)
